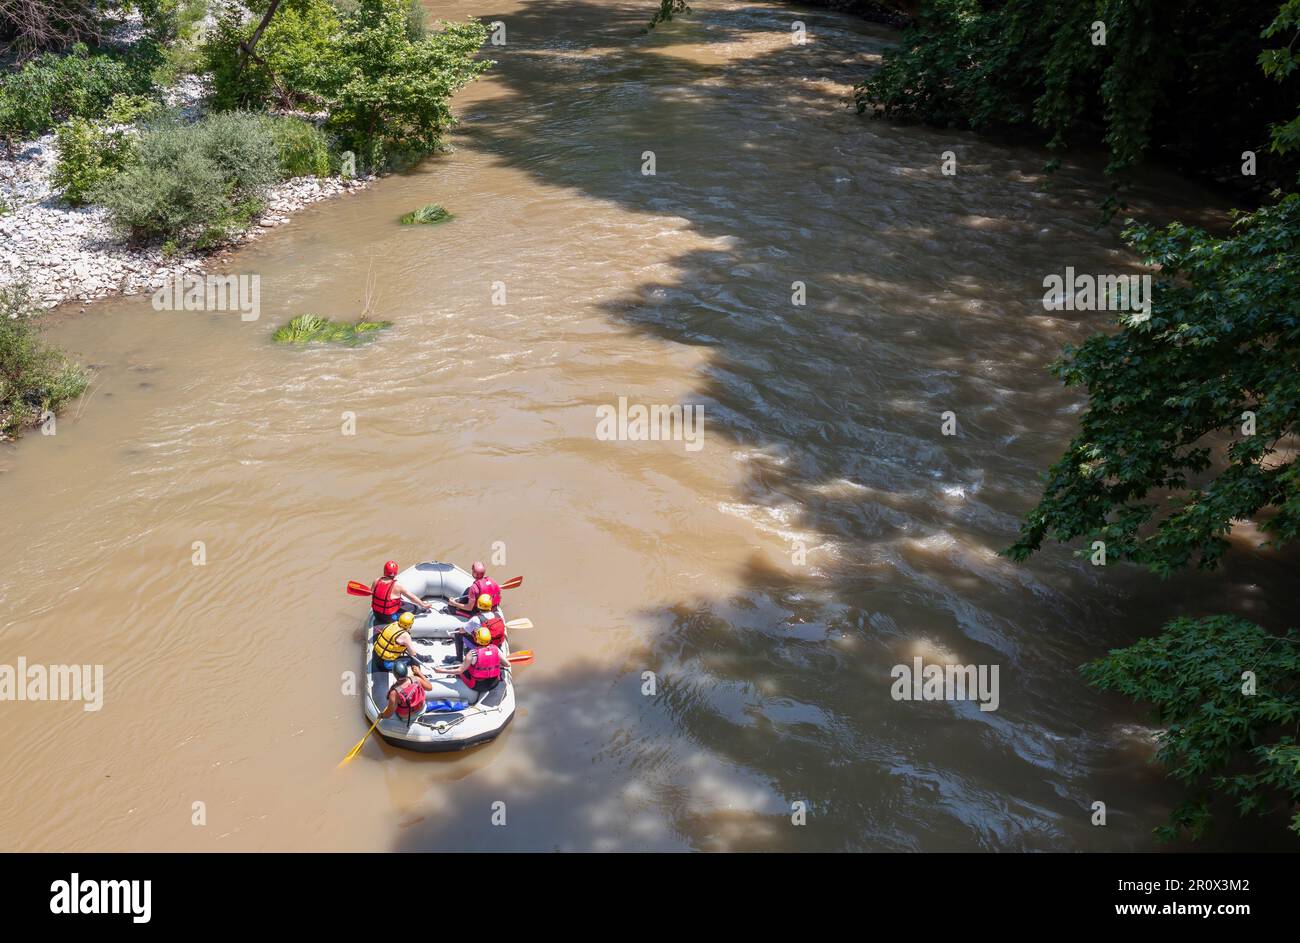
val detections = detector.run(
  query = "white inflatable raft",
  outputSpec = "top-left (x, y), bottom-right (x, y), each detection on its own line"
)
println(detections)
top-left (363, 561), bottom-right (515, 752)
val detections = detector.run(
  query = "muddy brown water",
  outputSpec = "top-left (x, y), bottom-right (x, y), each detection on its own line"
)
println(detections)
top-left (1, 0), bottom-right (1296, 851)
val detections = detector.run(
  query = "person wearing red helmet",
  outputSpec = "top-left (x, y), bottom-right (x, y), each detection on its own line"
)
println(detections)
top-left (448, 561), bottom-right (502, 614)
top-left (371, 560), bottom-right (432, 625)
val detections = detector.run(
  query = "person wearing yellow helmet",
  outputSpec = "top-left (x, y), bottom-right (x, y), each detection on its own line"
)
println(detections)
top-left (434, 626), bottom-right (504, 700)
top-left (456, 592), bottom-right (506, 658)
top-left (372, 610), bottom-right (428, 678)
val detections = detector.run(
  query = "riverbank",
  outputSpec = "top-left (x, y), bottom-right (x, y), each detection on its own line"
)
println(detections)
top-left (0, 69), bottom-right (374, 311)
top-left (0, 132), bottom-right (371, 309)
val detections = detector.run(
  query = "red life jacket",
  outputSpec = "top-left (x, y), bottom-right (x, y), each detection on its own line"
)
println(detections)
top-left (463, 645), bottom-right (502, 689)
top-left (372, 577), bottom-right (401, 616)
top-left (393, 678), bottom-right (426, 721)
top-left (478, 614), bottom-right (506, 646)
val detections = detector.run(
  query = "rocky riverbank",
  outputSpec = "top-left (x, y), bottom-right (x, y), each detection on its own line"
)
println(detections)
top-left (0, 25), bottom-right (374, 313)
top-left (0, 123), bottom-right (372, 311)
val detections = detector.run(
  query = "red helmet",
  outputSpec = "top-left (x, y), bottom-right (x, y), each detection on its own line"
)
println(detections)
top-left (383, 560), bottom-right (399, 577)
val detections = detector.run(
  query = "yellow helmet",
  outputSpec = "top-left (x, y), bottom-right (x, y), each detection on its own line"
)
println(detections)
top-left (476, 593), bottom-right (494, 611)
top-left (474, 625), bottom-right (492, 646)
top-left (397, 612), bottom-right (415, 628)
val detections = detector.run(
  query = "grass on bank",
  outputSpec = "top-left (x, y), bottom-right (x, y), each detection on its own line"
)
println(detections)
top-left (399, 203), bottom-right (453, 225)
top-left (271, 314), bottom-right (391, 346)
top-left (0, 286), bottom-right (89, 439)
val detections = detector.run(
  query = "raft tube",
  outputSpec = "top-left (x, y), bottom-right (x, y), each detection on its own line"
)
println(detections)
top-left (363, 561), bottom-right (515, 752)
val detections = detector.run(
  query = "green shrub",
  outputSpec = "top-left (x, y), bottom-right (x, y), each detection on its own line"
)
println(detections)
top-left (94, 111), bottom-right (282, 246)
top-left (399, 202), bottom-right (452, 225)
top-left (203, 0), bottom-right (489, 169)
top-left (272, 314), bottom-right (390, 345)
top-left (0, 285), bottom-right (90, 439)
top-left (0, 43), bottom-right (159, 139)
top-left (51, 95), bottom-right (157, 206)
top-left (188, 110), bottom-right (282, 192)
top-left (52, 118), bottom-right (126, 206)
top-left (270, 116), bottom-right (331, 177)
top-left (205, 0), bottom-right (340, 111)
top-left (319, 2), bottom-right (489, 166)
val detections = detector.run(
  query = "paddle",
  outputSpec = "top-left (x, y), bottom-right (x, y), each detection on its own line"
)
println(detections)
top-left (504, 618), bottom-right (533, 630)
top-left (499, 576), bottom-right (523, 590)
top-left (338, 716), bottom-right (382, 768)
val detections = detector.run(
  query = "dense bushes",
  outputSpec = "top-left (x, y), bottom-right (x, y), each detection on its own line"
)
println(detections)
top-left (0, 42), bottom-right (159, 139)
top-left (0, 285), bottom-right (89, 439)
top-left (93, 111), bottom-right (281, 246)
top-left (204, 0), bottom-right (489, 168)
top-left (320, 0), bottom-right (488, 164)
top-left (87, 111), bottom-right (329, 244)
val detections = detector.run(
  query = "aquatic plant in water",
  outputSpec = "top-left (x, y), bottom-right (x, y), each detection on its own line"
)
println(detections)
top-left (399, 203), bottom-right (454, 225)
top-left (272, 314), bottom-right (391, 345)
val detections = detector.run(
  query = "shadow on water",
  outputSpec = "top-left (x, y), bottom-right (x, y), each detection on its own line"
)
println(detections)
top-left (388, 0), bottom-right (1300, 850)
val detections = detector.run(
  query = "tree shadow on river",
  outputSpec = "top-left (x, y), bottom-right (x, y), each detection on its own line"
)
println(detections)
top-left (388, 0), bottom-right (1300, 850)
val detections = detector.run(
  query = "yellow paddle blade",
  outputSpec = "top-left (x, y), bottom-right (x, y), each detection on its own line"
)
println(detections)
top-left (338, 718), bottom-right (381, 768)
top-left (505, 618), bottom-right (533, 630)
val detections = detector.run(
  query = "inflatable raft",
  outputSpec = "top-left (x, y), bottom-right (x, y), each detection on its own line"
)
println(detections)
top-left (364, 561), bottom-right (515, 752)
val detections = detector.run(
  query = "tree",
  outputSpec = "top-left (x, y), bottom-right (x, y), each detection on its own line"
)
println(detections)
top-left (1083, 617), bottom-right (1300, 839)
top-left (203, 0), bottom-right (489, 167)
top-left (1005, 194), bottom-right (1300, 575)
top-left (1001, 3), bottom-right (1300, 840)
top-left (314, 0), bottom-right (489, 163)
top-left (855, 0), bottom-right (1300, 203)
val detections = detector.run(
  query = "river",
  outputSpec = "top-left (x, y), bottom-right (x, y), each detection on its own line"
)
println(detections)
top-left (1, 0), bottom-right (1294, 851)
